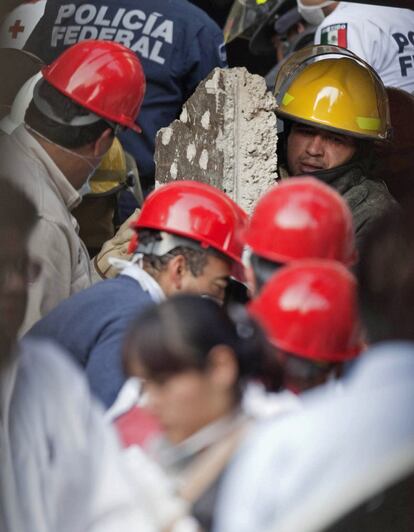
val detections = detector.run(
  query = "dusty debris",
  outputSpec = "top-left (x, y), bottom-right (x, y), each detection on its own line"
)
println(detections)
top-left (154, 67), bottom-right (279, 213)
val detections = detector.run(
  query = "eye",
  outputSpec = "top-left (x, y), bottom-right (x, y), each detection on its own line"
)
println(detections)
top-left (295, 124), bottom-right (313, 136)
top-left (326, 133), bottom-right (351, 146)
top-left (203, 289), bottom-right (226, 306)
top-left (146, 373), bottom-right (171, 386)
top-left (202, 280), bottom-right (228, 306)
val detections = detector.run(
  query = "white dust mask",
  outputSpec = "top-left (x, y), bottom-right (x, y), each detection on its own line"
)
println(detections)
top-left (296, 0), bottom-right (335, 26)
top-left (25, 124), bottom-right (104, 197)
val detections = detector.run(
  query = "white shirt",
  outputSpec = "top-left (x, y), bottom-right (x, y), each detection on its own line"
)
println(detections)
top-left (213, 342), bottom-right (414, 532)
top-left (314, 3), bottom-right (414, 93)
top-left (0, 125), bottom-right (92, 333)
top-left (0, 338), bottom-right (157, 532)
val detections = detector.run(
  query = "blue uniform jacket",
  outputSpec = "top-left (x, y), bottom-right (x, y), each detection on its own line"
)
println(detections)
top-left (25, 0), bottom-right (227, 192)
top-left (27, 275), bottom-right (155, 408)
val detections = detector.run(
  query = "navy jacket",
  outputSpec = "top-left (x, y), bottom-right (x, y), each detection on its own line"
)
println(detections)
top-left (25, 0), bottom-right (227, 191)
top-left (27, 275), bottom-right (155, 408)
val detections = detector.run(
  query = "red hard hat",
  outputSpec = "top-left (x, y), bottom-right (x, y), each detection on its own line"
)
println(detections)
top-left (131, 181), bottom-right (248, 280)
top-left (249, 259), bottom-right (363, 362)
top-left (41, 40), bottom-right (145, 133)
top-left (246, 177), bottom-right (357, 266)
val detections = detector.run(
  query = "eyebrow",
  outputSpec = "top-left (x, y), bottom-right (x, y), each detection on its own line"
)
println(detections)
top-left (214, 276), bottom-right (231, 285)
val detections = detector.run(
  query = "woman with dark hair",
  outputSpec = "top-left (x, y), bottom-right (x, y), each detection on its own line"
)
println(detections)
top-left (122, 294), bottom-right (281, 531)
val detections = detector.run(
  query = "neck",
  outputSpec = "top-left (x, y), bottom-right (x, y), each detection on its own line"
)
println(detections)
top-left (323, 2), bottom-right (337, 15)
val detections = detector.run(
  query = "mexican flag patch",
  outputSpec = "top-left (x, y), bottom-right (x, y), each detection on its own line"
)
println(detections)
top-left (320, 23), bottom-right (348, 48)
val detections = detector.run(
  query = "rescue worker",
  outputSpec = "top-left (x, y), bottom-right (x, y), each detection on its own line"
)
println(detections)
top-left (0, 39), bottom-right (146, 333)
top-left (27, 181), bottom-right (248, 408)
top-left (249, 259), bottom-right (363, 393)
top-left (223, 0), bottom-right (280, 44)
top-left (0, 177), bottom-right (167, 532)
top-left (274, 44), bottom-right (399, 247)
top-left (224, 0), bottom-right (315, 89)
top-left (72, 137), bottom-right (143, 257)
top-left (25, 0), bottom-right (228, 208)
top-left (297, 0), bottom-right (414, 93)
top-left (0, 61), bottom-right (143, 262)
top-left (122, 293), bottom-right (280, 531)
top-left (214, 208), bottom-right (414, 532)
top-left (245, 176), bottom-right (356, 294)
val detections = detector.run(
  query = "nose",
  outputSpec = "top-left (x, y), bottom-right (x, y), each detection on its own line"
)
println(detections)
top-left (144, 383), bottom-right (163, 415)
top-left (305, 134), bottom-right (325, 156)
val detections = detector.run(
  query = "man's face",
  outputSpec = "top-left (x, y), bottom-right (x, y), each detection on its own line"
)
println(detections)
top-left (181, 253), bottom-right (232, 305)
top-left (0, 229), bottom-right (32, 359)
top-left (287, 123), bottom-right (357, 176)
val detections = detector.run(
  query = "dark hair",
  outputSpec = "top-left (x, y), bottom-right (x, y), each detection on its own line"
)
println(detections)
top-left (278, 351), bottom-right (342, 393)
top-left (250, 253), bottom-right (282, 293)
top-left (138, 229), bottom-right (229, 278)
top-left (356, 206), bottom-right (414, 343)
top-left (123, 295), bottom-right (282, 395)
top-left (0, 176), bottom-right (37, 234)
top-left (25, 79), bottom-right (112, 149)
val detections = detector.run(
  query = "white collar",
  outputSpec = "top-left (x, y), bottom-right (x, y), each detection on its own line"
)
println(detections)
top-left (154, 409), bottom-right (248, 470)
top-left (109, 257), bottom-right (166, 304)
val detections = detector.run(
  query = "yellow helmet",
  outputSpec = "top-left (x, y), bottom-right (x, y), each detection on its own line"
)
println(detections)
top-left (274, 45), bottom-right (391, 140)
top-left (90, 137), bottom-right (127, 195)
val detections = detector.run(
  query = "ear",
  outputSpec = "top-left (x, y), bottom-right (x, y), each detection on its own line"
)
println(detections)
top-left (245, 265), bottom-right (257, 298)
top-left (297, 21), bottom-right (306, 33)
top-left (161, 254), bottom-right (188, 294)
top-left (207, 345), bottom-right (239, 391)
top-left (93, 128), bottom-right (114, 158)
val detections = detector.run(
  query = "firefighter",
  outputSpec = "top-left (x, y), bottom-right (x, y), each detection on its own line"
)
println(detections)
top-left (249, 259), bottom-right (363, 393)
top-left (274, 44), bottom-right (399, 248)
top-left (245, 176), bottom-right (356, 294)
top-left (72, 137), bottom-right (143, 258)
top-left (0, 40), bottom-right (146, 332)
top-left (27, 181), bottom-right (248, 408)
top-left (224, 0), bottom-right (315, 89)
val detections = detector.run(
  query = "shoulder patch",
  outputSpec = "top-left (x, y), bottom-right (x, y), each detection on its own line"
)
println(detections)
top-left (320, 23), bottom-right (348, 48)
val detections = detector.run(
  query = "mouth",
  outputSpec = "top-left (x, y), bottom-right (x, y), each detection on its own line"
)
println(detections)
top-left (298, 162), bottom-right (325, 174)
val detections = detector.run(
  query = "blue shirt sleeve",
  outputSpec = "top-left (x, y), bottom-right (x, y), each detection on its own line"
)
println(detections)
top-left (84, 316), bottom-right (130, 409)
